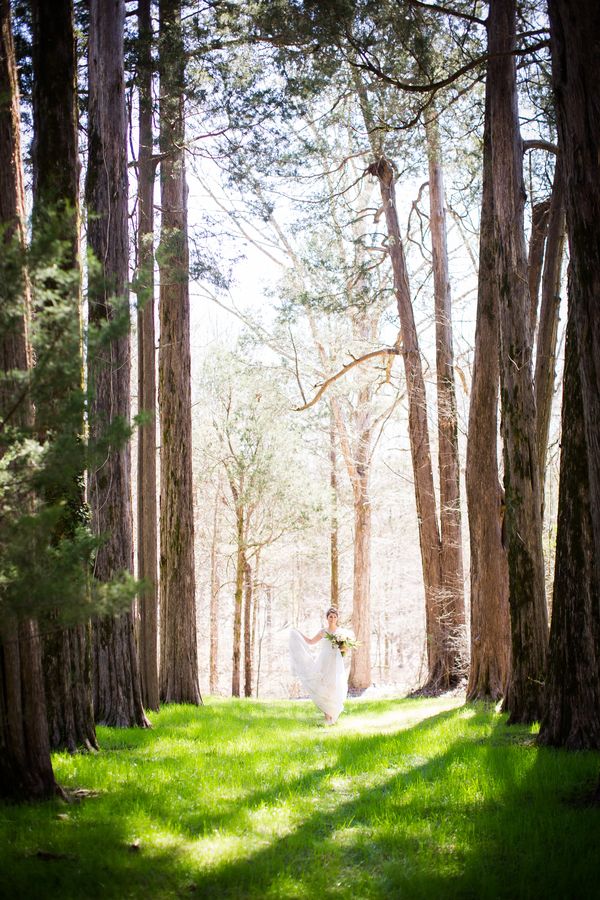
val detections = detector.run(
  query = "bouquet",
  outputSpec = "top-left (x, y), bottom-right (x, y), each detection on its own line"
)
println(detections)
top-left (324, 629), bottom-right (359, 656)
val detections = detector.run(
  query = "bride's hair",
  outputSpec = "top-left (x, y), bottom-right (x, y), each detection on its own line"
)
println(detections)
top-left (325, 607), bottom-right (339, 618)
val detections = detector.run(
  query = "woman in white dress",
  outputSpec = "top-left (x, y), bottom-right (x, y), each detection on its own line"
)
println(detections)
top-left (289, 607), bottom-right (349, 725)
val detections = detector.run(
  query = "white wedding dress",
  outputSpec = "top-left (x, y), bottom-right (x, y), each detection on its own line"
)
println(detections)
top-left (289, 628), bottom-right (348, 722)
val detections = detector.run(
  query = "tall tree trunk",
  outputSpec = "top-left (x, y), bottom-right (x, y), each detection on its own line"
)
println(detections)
top-left (547, 0), bottom-right (600, 558)
top-left (489, 0), bottom-right (547, 724)
top-left (0, 0), bottom-right (57, 798)
top-left (534, 161), bottom-right (565, 497)
top-left (349, 392), bottom-right (372, 690)
top-left (86, 0), bottom-right (148, 728)
top-left (231, 504), bottom-right (244, 697)
top-left (30, 0), bottom-right (97, 753)
top-left (243, 557), bottom-right (253, 697)
top-left (158, 0), bottom-right (201, 705)
top-left (466, 88), bottom-right (510, 702)
top-left (136, 0), bottom-right (159, 712)
top-left (250, 550), bottom-right (260, 691)
top-left (542, 0), bottom-right (600, 749)
top-left (329, 409), bottom-right (340, 609)
top-left (209, 484), bottom-right (221, 695)
top-left (538, 313), bottom-right (600, 748)
top-left (367, 157), bottom-right (445, 691)
top-left (425, 112), bottom-right (466, 678)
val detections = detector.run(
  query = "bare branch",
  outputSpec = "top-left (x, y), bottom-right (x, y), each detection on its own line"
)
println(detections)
top-left (523, 139), bottom-right (559, 155)
top-left (288, 327), bottom-right (307, 406)
top-left (295, 348), bottom-right (400, 412)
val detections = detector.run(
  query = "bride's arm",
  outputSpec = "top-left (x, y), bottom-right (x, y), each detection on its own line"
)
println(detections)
top-left (303, 629), bottom-right (324, 645)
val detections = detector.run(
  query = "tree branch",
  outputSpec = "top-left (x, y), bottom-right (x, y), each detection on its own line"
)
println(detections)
top-left (399, 0), bottom-right (487, 26)
top-left (346, 35), bottom-right (550, 95)
top-left (523, 139), bottom-right (559, 155)
top-left (295, 348), bottom-right (400, 411)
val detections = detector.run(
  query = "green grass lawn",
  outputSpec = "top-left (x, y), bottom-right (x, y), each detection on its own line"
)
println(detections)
top-left (1, 695), bottom-right (599, 899)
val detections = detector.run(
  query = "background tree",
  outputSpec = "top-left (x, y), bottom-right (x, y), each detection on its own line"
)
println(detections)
top-left (30, 0), bottom-right (97, 752)
top-left (86, 0), bottom-right (148, 728)
top-left (540, 0), bottom-right (600, 749)
top-left (466, 87), bottom-right (510, 702)
top-left (135, 0), bottom-right (159, 712)
top-left (488, 0), bottom-right (547, 724)
top-left (0, 0), bottom-right (56, 799)
top-left (157, 0), bottom-right (201, 705)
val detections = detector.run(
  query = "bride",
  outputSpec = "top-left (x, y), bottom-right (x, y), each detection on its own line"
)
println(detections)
top-left (289, 607), bottom-right (349, 725)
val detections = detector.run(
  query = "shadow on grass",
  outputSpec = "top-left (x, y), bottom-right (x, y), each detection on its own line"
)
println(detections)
top-left (2, 701), bottom-right (600, 899)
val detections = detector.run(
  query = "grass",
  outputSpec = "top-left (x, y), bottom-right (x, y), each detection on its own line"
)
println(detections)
top-left (1, 695), bottom-right (599, 899)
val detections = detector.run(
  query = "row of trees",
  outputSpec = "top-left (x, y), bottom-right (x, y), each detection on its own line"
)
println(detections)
top-left (0, 0), bottom-right (202, 799)
top-left (1, 0), bottom-right (599, 802)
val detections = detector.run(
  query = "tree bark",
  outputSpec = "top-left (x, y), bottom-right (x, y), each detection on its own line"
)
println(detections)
top-left (329, 409), bottom-right (340, 610)
top-left (527, 199), bottom-right (551, 338)
top-left (136, 0), bottom-right (159, 712)
top-left (538, 313), bottom-right (600, 749)
top-left (489, 0), bottom-right (547, 724)
top-left (231, 504), bottom-right (245, 697)
top-left (158, 0), bottom-right (201, 705)
top-left (0, 0), bottom-right (57, 798)
top-left (547, 0), bottom-right (600, 572)
top-left (348, 387), bottom-right (372, 690)
top-left (465, 87), bottom-right (510, 702)
top-left (534, 161), bottom-right (565, 497)
top-left (542, 0), bottom-right (600, 749)
top-left (30, 0), bottom-right (97, 753)
top-left (209, 484), bottom-right (221, 695)
top-left (425, 112), bottom-right (466, 676)
top-left (251, 550), bottom-right (260, 693)
top-left (367, 157), bottom-right (445, 691)
top-left (243, 557), bottom-right (253, 697)
top-left (86, 0), bottom-right (149, 728)
top-left (0, 621), bottom-right (58, 801)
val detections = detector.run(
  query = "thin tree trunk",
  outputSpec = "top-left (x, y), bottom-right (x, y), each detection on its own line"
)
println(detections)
top-left (136, 0), bottom-right (159, 712)
top-left (367, 157), bottom-right (444, 691)
top-left (538, 313), bottom-right (600, 748)
top-left (30, 0), bottom-right (97, 753)
top-left (0, 0), bottom-right (57, 797)
top-left (534, 161), bottom-right (565, 498)
top-left (209, 484), bottom-right (221, 695)
top-left (329, 409), bottom-right (340, 609)
top-left (158, 0), bottom-right (201, 705)
top-left (251, 550), bottom-right (260, 688)
top-left (425, 112), bottom-right (466, 677)
top-left (466, 87), bottom-right (510, 702)
top-left (86, 0), bottom-right (149, 728)
top-left (231, 505), bottom-right (244, 697)
top-left (527, 199), bottom-right (551, 338)
top-left (349, 387), bottom-right (372, 690)
top-left (489, 0), bottom-right (547, 724)
top-left (243, 557), bottom-right (253, 697)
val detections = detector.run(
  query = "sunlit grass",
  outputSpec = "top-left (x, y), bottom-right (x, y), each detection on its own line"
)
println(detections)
top-left (1, 695), bottom-right (599, 899)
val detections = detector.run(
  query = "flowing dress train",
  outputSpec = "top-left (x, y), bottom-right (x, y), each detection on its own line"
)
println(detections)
top-left (289, 628), bottom-right (348, 721)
